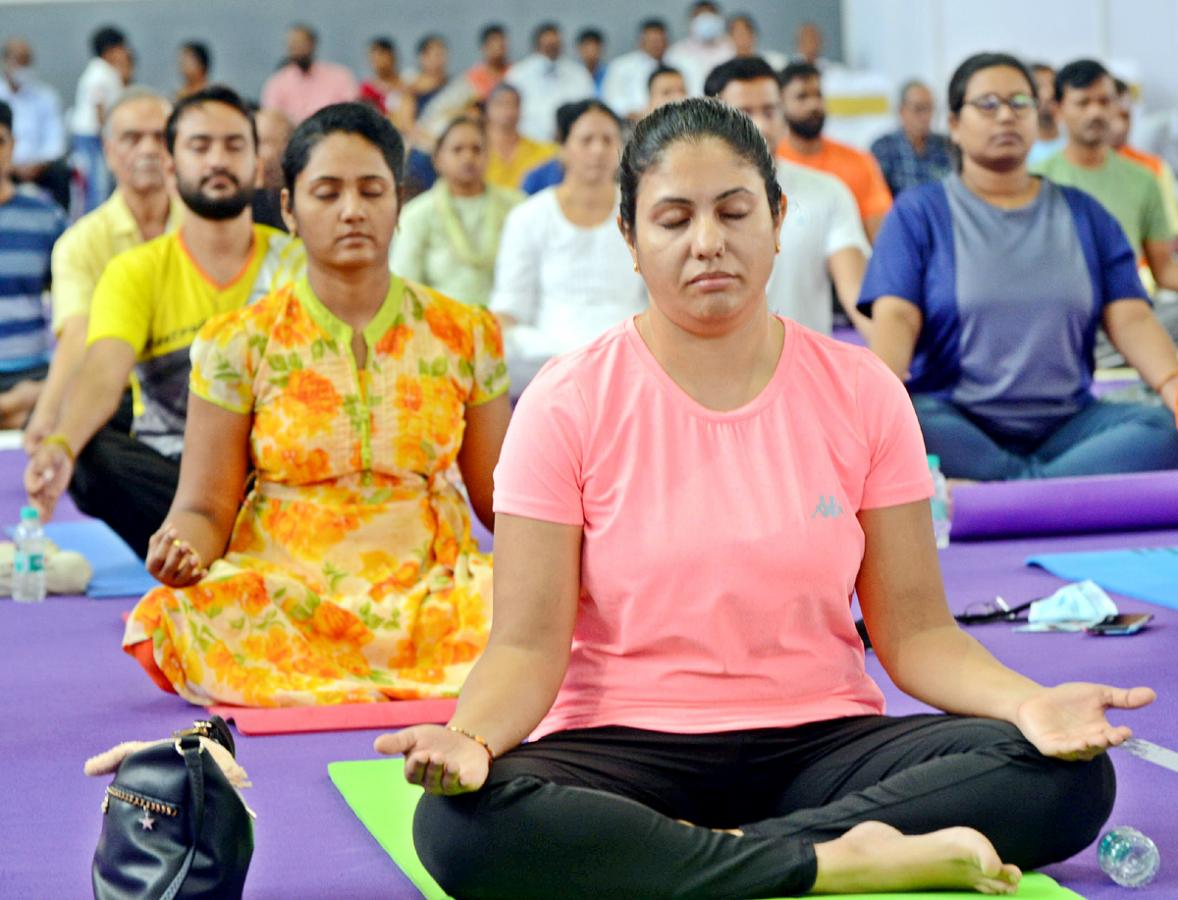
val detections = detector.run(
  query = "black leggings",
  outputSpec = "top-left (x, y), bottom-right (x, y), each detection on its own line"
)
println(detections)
top-left (414, 714), bottom-right (1115, 899)
top-left (68, 395), bottom-right (179, 560)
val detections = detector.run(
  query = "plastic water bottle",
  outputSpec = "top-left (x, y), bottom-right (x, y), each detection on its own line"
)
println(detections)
top-left (928, 455), bottom-right (951, 549)
top-left (1098, 826), bottom-right (1160, 887)
top-left (12, 505), bottom-right (47, 603)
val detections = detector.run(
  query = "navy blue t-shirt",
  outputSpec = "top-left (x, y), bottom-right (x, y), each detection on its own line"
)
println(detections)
top-left (858, 175), bottom-right (1147, 439)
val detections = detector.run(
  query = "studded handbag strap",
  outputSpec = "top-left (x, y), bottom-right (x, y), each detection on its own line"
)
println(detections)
top-left (160, 737), bottom-right (205, 900)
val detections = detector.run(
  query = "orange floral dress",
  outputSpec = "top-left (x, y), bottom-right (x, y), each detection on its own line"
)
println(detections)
top-left (122, 276), bottom-right (508, 706)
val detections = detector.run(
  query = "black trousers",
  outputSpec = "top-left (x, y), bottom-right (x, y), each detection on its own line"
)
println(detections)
top-left (68, 394), bottom-right (178, 559)
top-left (414, 714), bottom-right (1115, 900)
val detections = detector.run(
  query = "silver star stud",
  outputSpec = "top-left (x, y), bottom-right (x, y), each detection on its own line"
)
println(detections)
top-left (139, 810), bottom-right (155, 831)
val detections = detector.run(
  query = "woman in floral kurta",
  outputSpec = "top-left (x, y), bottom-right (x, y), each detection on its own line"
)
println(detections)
top-left (122, 104), bottom-right (510, 706)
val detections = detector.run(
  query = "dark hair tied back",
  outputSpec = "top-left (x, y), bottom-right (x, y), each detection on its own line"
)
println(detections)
top-left (619, 97), bottom-right (781, 235)
top-left (281, 101), bottom-right (405, 197)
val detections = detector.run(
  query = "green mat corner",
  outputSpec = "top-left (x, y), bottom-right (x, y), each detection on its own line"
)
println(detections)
top-left (328, 758), bottom-right (1084, 900)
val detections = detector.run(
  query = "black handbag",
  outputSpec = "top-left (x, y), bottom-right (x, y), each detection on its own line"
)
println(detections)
top-left (92, 716), bottom-right (253, 899)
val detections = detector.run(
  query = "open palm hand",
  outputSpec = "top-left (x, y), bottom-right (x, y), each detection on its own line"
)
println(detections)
top-left (1016, 682), bottom-right (1156, 761)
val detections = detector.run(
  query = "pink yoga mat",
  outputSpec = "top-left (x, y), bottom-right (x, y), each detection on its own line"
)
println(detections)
top-left (952, 471), bottom-right (1178, 540)
top-left (209, 699), bottom-right (457, 735)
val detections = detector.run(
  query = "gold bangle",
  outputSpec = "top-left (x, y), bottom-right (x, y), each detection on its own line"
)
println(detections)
top-left (447, 725), bottom-right (495, 763)
top-left (43, 433), bottom-right (76, 463)
top-left (1152, 366), bottom-right (1178, 393)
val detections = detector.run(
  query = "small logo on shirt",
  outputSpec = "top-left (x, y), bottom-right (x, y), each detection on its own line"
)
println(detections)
top-left (811, 496), bottom-right (844, 519)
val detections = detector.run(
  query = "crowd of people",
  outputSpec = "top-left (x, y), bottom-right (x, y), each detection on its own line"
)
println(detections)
top-left (1, 3), bottom-right (1174, 895)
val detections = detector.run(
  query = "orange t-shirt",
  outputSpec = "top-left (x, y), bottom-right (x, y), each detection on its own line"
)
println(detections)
top-left (777, 136), bottom-right (893, 224)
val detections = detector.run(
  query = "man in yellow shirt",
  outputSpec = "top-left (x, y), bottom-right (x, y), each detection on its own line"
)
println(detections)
top-left (24, 87), bottom-right (180, 451)
top-left (26, 85), bottom-right (303, 557)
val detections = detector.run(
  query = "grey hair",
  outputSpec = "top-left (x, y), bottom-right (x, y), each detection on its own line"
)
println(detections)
top-left (102, 87), bottom-right (172, 140)
top-left (897, 79), bottom-right (929, 109)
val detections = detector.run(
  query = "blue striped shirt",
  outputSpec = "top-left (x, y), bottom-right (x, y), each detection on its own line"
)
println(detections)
top-left (0, 191), bottom-right (64, 371)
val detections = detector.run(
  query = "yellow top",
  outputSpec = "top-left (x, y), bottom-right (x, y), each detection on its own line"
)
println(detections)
top-left (485, 136), bottom-right (558, 191)
top-left (49, 191), bottom-right (184, 333)
top-left (87, 225), bottom-right (304, 457)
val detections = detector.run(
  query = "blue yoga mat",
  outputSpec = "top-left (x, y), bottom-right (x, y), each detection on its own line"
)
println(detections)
top-left (6, 519), bottom-right (157, 599)
top-left (1027, 546), bottom-right (1178, 610)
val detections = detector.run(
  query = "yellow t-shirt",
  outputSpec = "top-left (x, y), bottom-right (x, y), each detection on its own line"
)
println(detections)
top-left (87, 225), bottom-right (304, 457)
top-left (50, 191), bottom-right (184, 333)
top-left (485, 136), bottom-right (558, 191)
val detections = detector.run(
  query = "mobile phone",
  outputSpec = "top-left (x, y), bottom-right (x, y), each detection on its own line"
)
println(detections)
top-left (1085, 613), bottom-right (1153, 635)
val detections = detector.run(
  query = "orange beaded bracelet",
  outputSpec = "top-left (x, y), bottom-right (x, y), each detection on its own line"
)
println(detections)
top-left (447, 725), bottom-right (495, 763)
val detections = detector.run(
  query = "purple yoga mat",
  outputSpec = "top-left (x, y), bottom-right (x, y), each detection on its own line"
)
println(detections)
top-left (952, 471), bottom-right (1178, 540)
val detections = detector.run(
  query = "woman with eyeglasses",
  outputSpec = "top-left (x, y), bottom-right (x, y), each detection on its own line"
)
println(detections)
top-left (860, 53), bottom-right (1178, 480)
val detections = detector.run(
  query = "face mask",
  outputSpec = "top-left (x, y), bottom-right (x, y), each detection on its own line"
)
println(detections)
top-left (691, 13), bottom-right (725, 43)
top-left (6, 66), bottom-right (30, 87)
top-left (1017, 580), bottom-right (1119, 632)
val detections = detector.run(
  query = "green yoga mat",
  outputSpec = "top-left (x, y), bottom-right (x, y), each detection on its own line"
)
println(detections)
top-left (329, 759), bottom-right (1083, 900)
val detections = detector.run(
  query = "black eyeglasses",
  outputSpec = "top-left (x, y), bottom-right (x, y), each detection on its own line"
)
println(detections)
top-left (963, 92), bottom-right (1038, 117)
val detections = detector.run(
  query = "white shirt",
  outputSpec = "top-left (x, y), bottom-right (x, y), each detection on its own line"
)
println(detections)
top-left (767, 161), bottom-right (869, 334)
top-left (601, 50), bottom-right (662, 118)
top-left (0, 74), bottom-right (66, 165)
top-left (665, 37), bottom-right (734, 96)
top-left (70, 57), bottom-right (123, 136)
top-left (506, 54), bottom-right (597, 142)
top-left (490, 188), bottom-right (647, 389)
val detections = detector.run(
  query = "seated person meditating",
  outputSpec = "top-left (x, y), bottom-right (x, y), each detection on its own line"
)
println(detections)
top-left (391, 116), bottom-right (522, 307)
top-left (859, 53), bottom-right (1178, 481)
top-left (489, 99), bottom-right (647, 391)
top-left (123, 103), bottom-right (511, 707)
top-left (377, 98), bottom-right (1153, 898)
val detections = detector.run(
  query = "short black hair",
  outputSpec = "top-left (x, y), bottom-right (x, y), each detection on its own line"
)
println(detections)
top-left (370, 36), bottom-right (396, 55)
top-left (1114, 78), bottom-right (1131, 98)
top-left (165, 84), bottom-right (257, 155)
top-left (1029, 61), bottom-right (1054, 75)
top-left (691, 1), bottom-right (720, 14)
top-left (282, 101), bottom-right (405, 196)
top-left (703, 56), bottom-right (778, 97)
top-left (1054, 58), bottom-right (1110, 103)
top-left (779, 61), bottom-right (820, 90)
top-left (289, 23), bottom-right (318, 45)
top-left (0, 100), bottom-right (12, 134)
top-left (555, 99), bottom-right (620, 144)
top-left (727, 12), bottom-right (757, 32)
top-left (947, 52), bottom-right (1036, 115)
top-left (479, 23), bottom-right (506, 45)
top-left (416, 33), bottom-right (446, 56)
top-left (648, 65), bottom-right (683, 92)
top-left (532, 22), bottom-right (560, 47)
top-left (577, 28), bottom-right (604, 45)
top-left (181, 41), bottom-right (211, 75)
top-left (92, 26), bottom-right (126, 58)
top-left (620, 97), bottom-right (781, 235)
top-left (639, 18), bottom-right (668, 33)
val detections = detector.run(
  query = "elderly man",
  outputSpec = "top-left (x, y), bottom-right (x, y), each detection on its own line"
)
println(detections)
top-left (870, 80), bottom-right (953, 196)
top-left (26, 88), bottom-right (182, 452)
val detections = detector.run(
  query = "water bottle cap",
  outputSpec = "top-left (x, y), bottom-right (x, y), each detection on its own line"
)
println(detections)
top-left (19, 505), bottom-right (39, 521)
top-left (927, 454), bottom-right (941, 469)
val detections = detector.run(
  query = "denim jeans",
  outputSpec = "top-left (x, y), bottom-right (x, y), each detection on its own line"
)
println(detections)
top-left (913, 394), bottom-right (1178, 480)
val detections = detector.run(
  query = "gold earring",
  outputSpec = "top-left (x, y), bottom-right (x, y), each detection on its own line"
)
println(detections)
top-left (633, 261), bottom-right (640, 272)
top-left (775, 242), bottom-right (781, 253)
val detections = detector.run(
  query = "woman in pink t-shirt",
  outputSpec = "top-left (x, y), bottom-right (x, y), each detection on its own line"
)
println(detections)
top-left (376, 98), bottom-right (1154, 898)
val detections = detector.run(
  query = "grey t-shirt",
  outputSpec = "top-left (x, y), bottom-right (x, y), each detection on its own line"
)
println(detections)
top-left (943, 174), bottom-right (1095, 439)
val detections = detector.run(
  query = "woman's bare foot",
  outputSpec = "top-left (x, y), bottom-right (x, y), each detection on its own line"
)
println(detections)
top-left (811, 821), bottom-right (1021, 895)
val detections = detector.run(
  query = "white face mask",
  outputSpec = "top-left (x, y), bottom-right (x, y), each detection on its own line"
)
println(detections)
top-left (6, 66), bottom-right (30, 87)
top-left (691, 12), bottom-right (725, 42)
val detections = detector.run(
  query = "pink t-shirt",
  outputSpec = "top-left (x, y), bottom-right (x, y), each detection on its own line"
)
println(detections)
top-left (261, 62), bottom-right (358, 124)
top-left (494, 316), bottom-right (933, 740)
